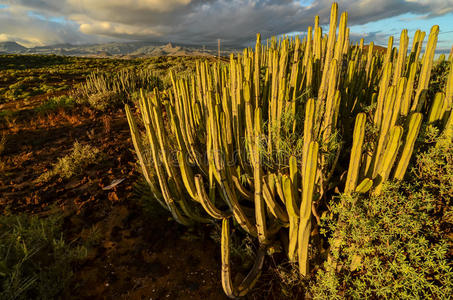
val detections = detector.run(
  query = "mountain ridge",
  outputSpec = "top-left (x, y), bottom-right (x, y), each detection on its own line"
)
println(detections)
top-left (0, 41), bottom-right (235, 57)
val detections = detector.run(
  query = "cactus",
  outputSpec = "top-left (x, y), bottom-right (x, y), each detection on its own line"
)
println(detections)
top-left (374, 126), bottom-right (404, 195)
top-left (345, 113), bottom-right (366, 193)
top-left (123, 2), bottom-right (452, 297)
top-left (355, 178), bottom-right (373, 193)
top-left (393, 113), bottom-right (423, 180)
top-left (428, 92), bottom-right (446, 124)
top-left (412, 25), bottom-right (439, 112)
top-left (221, 218), bottom-right (235, 298)
top-left (254, 108), bottom-right (267, 244)
top-left (393, 29), bottom-right (408, 85)
top-left (299, 141), bottom-right (319, 275)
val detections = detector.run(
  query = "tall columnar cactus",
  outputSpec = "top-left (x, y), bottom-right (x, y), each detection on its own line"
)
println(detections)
top-left (412, 25), bottom-right (439, 112)
top-left (124, 2), bottom-right (452, 297)
top-left (393, 113), bottom-right (423, 180)
top-left (345, 113), bottom-right (366, 194)
top-left (299, 141), bottom-right (319, 275)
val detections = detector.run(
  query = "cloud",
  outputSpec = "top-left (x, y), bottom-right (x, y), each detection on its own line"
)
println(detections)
top-left (0, 0), bottom-right (452, 47)
top-left (0, 5), bottom-right (114, 47)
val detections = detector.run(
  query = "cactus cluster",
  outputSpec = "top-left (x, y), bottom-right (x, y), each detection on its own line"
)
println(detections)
top-left (125, 3), bottom-right (452, 297)
top-left (79, 68), bottom-right (160, 99)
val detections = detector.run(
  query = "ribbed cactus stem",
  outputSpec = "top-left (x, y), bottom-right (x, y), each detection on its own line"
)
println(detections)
top-left (125, 104), bottom-right (166, 209)
top-left (303, 98), bottom-right (315, 182)
top-left (254, 108), bottom-right (267, 243)
top-left (365, 42), bottom-right (374, 81)
top-left (374, 62), bottom-right (392, 128)
top-left (428, 92), bottom-right (446, 124)
top-left (407, 29), bottom-right (420, 70)
top-left (393, 113), bottom-right (423, 180)
top-left (321, 59), bottom-right (338, 141)
top-left (374, 126), bottom-right (403, 195)
top-left (195, 175), bottom-right (230, 219)
top-left (313, 15), bottom-right (321, 61)
top-left (254, 33), bottom-right (261, 108)
top-left (176, 150), bottom-right (198, 201)
top-left (318, 2), bottom-right (338, 101)
top-left (303, 26), bottom-right (312, 68)
top-left (412, 25), bottom-right (439, 112)
top-left (370, 85), bottom-right (396, 177)
top-left (415, 31), bottom-right (426, 64)
top-left (355, 178), bottom-right (373, 193)
top-left (401, 62), bottom-right (417, 116)
top-left (384, 36), bottom-right (394, 66)
top-left (342, 27), bottom-right (350, 56)
top-left (333, 11), bottom-right (348, 64)
top-left (144, 106), bottom-right (193, 226)
top-left (393, 29), bottom-right (408, 85)
top-left (221, 218), bottom-right (235, 298)
top-left (389, 77), bottom-right (407, 128)
top-left (284, 159), bottom-right (299, 261)
top-left (345, 113), bottom-right (366, 194)
top-left (298, 141), bottom-right (319, 276)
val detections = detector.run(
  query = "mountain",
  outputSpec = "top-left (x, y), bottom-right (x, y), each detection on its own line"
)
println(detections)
top-left (0, 41), bottom-right (27, 54)
top-left (0, 41), bottom-right (235, 57)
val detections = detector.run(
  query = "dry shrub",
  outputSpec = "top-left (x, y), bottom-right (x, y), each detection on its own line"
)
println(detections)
top-left (37, 142), bottom-right (103, 182)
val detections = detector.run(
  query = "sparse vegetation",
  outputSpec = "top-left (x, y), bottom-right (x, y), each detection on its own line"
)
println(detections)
top-left (0, 54), bottom-right (136, 104)
top-left (312, 128), bottom-right (452, 299)
top-left (34, 95), bottom-right (75, 115)
top-left (0, 212), bottom-right (87, 300)
top-left (37, 142), bottom-right (103, 182)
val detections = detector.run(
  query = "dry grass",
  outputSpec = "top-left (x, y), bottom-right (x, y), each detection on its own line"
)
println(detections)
top-left (37, 141), bottom-right (103, 182)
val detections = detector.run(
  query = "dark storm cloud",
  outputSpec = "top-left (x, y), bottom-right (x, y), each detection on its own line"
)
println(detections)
top-left (0, 0), bottom-right (452, 46)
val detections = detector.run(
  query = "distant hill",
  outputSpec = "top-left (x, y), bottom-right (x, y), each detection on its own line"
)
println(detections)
top-left (0, 41), bottom-right (235, 58)
top-left (0, 41), bottom-right (27, 54)
top-left (362, 44), bottom-right (387, 54)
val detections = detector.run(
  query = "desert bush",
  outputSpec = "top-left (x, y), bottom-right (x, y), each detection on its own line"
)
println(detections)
top-left (37, 142), bottom-right (102, 182)
top-left (35, 95), bottom-right (75, 115)
top-left (0, 213), bottom-right (87, 300)
top-left (311, 130), bottom-right (453, 299)
top-left (86, 91), bottom-right (122, 111)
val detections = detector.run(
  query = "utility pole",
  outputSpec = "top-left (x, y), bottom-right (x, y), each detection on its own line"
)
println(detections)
top-left (218, 39), bottom-right (220, 62)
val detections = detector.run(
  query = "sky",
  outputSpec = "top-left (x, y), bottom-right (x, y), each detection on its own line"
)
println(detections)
top-left (0, 0), bottom-right (452, 52)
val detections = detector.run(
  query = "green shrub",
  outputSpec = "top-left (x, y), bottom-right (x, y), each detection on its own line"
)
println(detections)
top-left (312, 131), bottom-right (453, 299)
top-left (0, 213), bottom-right (87, 300)
top-left (87, 91), bottom-right (122, 111)
top-left (37, 142), bottom-right (102, 182)
top-left (35, 95), bottom-right (75, 115)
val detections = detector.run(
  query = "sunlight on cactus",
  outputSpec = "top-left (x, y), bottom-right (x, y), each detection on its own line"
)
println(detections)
top-left (125, 2), bottom-right (452, 298)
